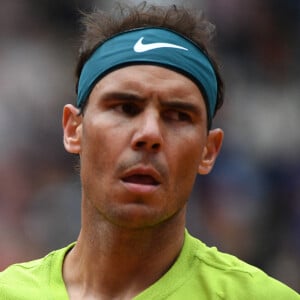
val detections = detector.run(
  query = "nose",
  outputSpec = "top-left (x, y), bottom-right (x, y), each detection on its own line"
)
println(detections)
top-left (131, 110), bottom-right (163, 152)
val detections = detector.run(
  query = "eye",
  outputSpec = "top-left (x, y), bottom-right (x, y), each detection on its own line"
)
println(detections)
top-left (115, 102), bottom-right (141, 116)
top-left (163, 110), bottom-right (192, 122)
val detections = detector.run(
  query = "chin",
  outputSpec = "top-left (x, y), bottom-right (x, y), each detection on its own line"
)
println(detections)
top-left (107, 203), bottom-right (171, 229)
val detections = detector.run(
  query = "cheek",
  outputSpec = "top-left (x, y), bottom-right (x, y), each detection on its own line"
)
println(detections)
top-left (178, 154), bottom-right (200, 184)
top-left (179, 133), bottom-right (204, 169)
top-left (80, 123), bottom-right (108, 180)
top-left (171, 138), bottom-right (204, 189)
top-left (80, 120), bottom-right (129, 176)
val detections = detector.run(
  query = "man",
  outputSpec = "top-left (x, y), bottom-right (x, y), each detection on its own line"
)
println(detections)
top-left (1, 2), bottom-right (299, 299)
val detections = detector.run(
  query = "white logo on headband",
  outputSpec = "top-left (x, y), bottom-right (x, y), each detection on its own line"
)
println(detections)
top-left (133, 37), bottom-right (188, 53)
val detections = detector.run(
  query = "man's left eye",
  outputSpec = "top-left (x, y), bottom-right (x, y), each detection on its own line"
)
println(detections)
top-left (164, 110), bottom-right (192, 122)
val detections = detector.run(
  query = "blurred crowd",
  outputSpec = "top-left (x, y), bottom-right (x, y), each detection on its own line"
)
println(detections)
top-left (0, 0), bottom-right (299, 292)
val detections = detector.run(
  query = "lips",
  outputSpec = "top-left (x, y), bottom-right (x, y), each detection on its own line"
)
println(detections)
top-left (122, 174), bottom-right (159, 186)
top-left (120, 168), bottom-right (161, 194)
top-left (120, 166), bottom-right (162, 188)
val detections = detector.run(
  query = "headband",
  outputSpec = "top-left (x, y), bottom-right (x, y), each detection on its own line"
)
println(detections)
top-left (77, 27), bottom-right (218, 124)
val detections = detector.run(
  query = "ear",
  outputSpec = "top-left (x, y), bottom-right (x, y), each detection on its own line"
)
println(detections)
top-left (62, 104), bottom-right (82, 154)
top-left (198, 128), bottom-right (224, 175)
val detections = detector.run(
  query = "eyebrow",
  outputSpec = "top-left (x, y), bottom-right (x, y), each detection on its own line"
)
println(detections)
top-left (100, 91), bottom-right (147, 103)
top-left (100, 91), bottom-right (203, 115)
top-left (160, 100), bottom-right (202, 115)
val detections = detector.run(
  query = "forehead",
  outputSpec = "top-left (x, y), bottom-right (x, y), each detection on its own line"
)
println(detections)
top-left (94, 65), bottom-right (205, 102)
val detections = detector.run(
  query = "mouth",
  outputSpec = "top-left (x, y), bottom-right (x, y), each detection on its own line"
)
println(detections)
top-left (122, 174), bottom-right (159, 186)
top-left (120, 167), bottom-right (162, 194)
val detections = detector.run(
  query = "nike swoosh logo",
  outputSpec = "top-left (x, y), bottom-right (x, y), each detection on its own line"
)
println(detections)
top-left (133, 37), bottom-right (188, 53)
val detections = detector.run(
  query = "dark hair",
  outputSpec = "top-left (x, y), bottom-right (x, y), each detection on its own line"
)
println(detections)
top-left (75, 1), bottom-right (224, 121)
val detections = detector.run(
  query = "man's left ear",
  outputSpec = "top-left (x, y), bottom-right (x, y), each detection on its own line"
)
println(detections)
top-left (198, 128), bottom-right (224, 175)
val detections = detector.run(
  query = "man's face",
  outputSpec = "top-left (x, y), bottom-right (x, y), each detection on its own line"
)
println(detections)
top-left (63, 65), bottom-right (223, 229)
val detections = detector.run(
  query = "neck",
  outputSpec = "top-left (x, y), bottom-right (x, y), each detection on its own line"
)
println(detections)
top-left (63, 205), bottom-right (186, 300)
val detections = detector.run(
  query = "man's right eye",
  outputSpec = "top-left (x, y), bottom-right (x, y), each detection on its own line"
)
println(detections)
top-left (115, 103), bottom-right (141, 116)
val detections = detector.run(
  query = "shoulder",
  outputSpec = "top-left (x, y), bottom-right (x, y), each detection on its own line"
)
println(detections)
top-left (0, 256), bottom-right (51, 286)
top-left (0, 243), bottom-right (74, 299)
top-left (186, 233), bottom-right (300, 299)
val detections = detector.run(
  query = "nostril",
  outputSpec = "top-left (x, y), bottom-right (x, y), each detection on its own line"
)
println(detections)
top-left (133, 140), bottom-right (161, 151)
top-left (152, 143), bottom-right (160, 150)
top-left (136, 141), bottom-right (146, 148)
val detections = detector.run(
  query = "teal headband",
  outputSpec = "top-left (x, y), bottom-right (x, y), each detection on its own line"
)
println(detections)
top-left (77, 27), bottom-right (218, 124)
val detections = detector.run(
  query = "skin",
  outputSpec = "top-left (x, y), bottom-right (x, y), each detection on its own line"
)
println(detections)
top-left (62, 65), bottom-right (223, 299)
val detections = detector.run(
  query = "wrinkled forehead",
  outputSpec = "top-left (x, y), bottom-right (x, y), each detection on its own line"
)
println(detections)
top-left (91, 64), bottom-right (206, 104)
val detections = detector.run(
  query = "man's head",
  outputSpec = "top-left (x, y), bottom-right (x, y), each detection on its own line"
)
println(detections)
top-left (62, 2), bottom-right (224, 229)
top-left (74, 2), bottom-right (224, 129)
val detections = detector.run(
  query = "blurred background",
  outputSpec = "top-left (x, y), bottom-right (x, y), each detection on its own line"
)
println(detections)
top-left (0, 0), bottom-right (299, 292)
